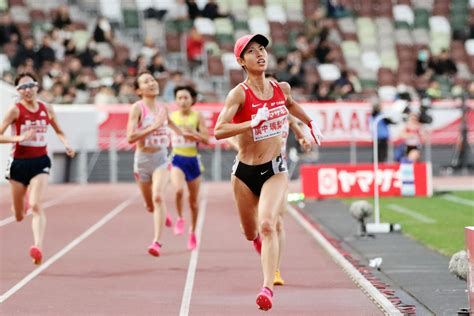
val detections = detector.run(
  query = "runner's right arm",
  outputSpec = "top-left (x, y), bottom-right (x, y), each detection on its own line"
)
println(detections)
top-left (127, 103), bottom-right (166, 143)
top-left (0, 105), bottom-right (19, 136)
top-left (214, 86), bottom-right (251, 140)
top-left (0, 130), bottom-right (35, 143)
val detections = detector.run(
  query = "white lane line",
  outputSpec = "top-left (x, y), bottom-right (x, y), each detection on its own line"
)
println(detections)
top-left (441, 195), bottom-right (474, 208)
top-left (0, 188), bottom-right (81, 227)
top-left (0, 194), bottom-right (137, 304)
top-left (387, 204), bottom-right (436, 224)
top-left (287, 204), bottom-right (402, 316)
top-left (179, 188), bottom-right (208, 316)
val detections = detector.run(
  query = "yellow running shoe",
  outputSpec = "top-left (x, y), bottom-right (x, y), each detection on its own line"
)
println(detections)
top-left (273, 269), bottom-right (285, 286)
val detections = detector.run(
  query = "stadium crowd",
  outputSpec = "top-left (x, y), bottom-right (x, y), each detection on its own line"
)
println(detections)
top-left (0, 0), bottom-right (473, 105)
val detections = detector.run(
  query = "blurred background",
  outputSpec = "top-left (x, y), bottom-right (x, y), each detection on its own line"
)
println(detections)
top-left (0, 0), bottom-right (473, 184)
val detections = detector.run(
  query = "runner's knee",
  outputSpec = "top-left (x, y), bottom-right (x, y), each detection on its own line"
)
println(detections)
top-left (30, 203), bottom-right (41, 214)
top-left (153, 194), bottom-right (163, 204)
top-left (259, 220), bottom-right (275, 236)
top-left (176, 188), bottom-right (184, 199)
top-left (189, 196), bottom-right (198, 211)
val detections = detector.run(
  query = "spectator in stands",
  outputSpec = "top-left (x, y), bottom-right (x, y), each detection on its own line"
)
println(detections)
top-left (94, 83), bottom-right (118, 104)
top-left (63, 86), bottom-right (78, 103)
top-left (51, 82), bottom-right (66, 104)
top-left (111, 71), bottom-right (126, 95)
top-left (332, 70), bottom-right (354, 100)
top-left (63, 38), bottom-right (77, 57)
top-left (44, 61), bottom-right (63, 89)
top-left (326, 0), bottom-right (347, 18)
top-left (17, 58), bottom-right (35, 76)
top-left (294, 33), bottom-right (312, 61)
top-left (304, 8), bottom-right (325, 43)
top-left (415, 48), bottom-right (433, 77)
top-left (202, 0), bottom-right (223, 20)
top-left (370, 101), bottom-right (395, 163)
top-left (0, 12), bottom-right (21, 46)
top-left (78, 41), bottom-right (100, 68)
top-left (467, 81), bottom-right (474, 99)
top-left (50, 28), bottom-right (66, 61)
top-left (311, 81), bottom-right (333, 101)
top-left (430, 49), bottom-right (457, 77)
top-left (168, 0), bottom-right (189, 20)
top-left (186, 26), bottom-right (205, 73)
top-left (286, 50), bottom-right (305, 88)
top-left (11, 36), bottom-right (35, 68)
top-left (134, 54), bottom-right (149, 75)
top-left (117, 82), bottom-right (137, 103)
top-left (148, 53), bottom-right (168, 78)
top-left (275, 57), bottom-right (293, 84)
top-left (314, 30), bottom-right (331, 64)
top-left (93, 16), bottom-right (114, 44)
top-left (67, 57), bottom-right (82, 84)
top-left (426, 79), bottom-right (442, 99)
top-left (185, 0), bottom-right (201, 20)
top-left (52, 5), bottom-right (72, 30)
top-left (163, 71), bottom-right (185, 102)
top-left (2, 71), bottom-right (14, 85)
top-left (140, 37), bottom-right (160, 65)
top-left (35, 34), bottom-right (56, 69)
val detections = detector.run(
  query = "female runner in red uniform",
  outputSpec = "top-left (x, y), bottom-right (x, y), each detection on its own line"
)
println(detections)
top-left (0, 73), bottom-right (75, 264)
top-left (214, 34), bottom-right (323, 311)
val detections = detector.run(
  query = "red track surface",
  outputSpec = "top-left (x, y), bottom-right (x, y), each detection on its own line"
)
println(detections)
top-left (0, 183), bottom-right (382, 315)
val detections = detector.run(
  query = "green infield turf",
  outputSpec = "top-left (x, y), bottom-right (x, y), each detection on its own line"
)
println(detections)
top-left (344, 191), bottom-right (474, 256)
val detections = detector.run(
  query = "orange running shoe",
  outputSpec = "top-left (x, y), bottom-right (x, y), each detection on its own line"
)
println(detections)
top-left (256, 287), bottom-right (273, 311)
top-left (29, 246), bottom-right (42, 265)
top-left (273, 269), bottom-right (285, 286)
top-left (253, 234), bottom-right (261, 255)
top-left (147, 242), bottom-right (161, 257)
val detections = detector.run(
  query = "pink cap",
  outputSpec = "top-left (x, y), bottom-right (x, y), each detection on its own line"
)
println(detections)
top-left (234, 34), bottom-right (269, 58)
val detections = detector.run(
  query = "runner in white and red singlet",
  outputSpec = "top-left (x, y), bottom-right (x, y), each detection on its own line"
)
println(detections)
top-left (127, 72), bottom-right (188, 258)
top-left (0, 72), bottom-right (75, 265)
top-left (214, 34), bottom-right (323, 311)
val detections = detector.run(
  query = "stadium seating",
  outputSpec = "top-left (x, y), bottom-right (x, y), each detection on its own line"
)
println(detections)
top-left (0, 0), bottom-right (472, 103)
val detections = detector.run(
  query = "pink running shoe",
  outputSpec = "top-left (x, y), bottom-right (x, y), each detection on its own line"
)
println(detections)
top-left (29, 246), bottom-right (42, 265)
top-left (147, 242), bottom-right (161, 257)
top-left (253, 234), bottom-right (262, 255)
top-left (256, 287), bottom-right (273, 311)
top-left (165, 213), bottom-right (173, 227)
top-left (187, 232), bottom-right (197, 250)
top-left (174, 217), bottom-right (185, 235)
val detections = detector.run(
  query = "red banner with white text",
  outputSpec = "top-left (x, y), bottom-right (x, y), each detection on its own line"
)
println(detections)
top-left (300, 162), bottom-right (432, 199)
top-left (96, 100), bottom-right (473, 149)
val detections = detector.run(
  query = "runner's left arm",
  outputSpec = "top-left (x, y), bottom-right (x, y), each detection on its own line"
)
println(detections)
top-left (288, 115), bottom-right (311, 152)
top-left (279, 82), bottom-right (323, 146)
top-left (47, 104), bottom-right (75, 157)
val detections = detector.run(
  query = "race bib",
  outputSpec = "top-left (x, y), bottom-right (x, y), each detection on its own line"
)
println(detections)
top-left (145, 131), bottom-right (170, 148)
top-left (252, 105), bottom-right (289, 142)
top-left (171, 134), bottom-right (196, 148)
top-left (19, 120), bottom-right (48, 147)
